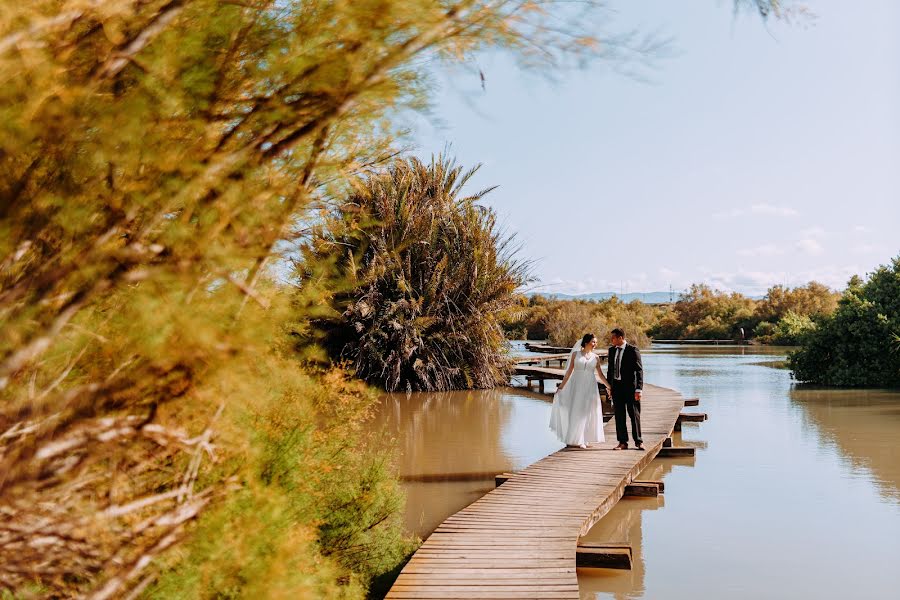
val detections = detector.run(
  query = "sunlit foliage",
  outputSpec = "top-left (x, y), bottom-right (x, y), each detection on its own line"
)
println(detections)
top-left (650, 284), bottom-right (756, 340)
top-left (790, 257), bottom-right (900, 387)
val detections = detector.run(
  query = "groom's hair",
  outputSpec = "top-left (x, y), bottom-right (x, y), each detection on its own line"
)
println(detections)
top-left (611, 328), bottom-right (625, 338)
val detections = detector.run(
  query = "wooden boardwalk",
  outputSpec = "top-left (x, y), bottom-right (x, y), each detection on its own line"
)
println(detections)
top-left (386, 383), bottom-right (689, 599)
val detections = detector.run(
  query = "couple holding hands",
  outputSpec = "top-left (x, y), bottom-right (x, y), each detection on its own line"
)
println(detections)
top-left (549, 328), bottom-right (644, 450)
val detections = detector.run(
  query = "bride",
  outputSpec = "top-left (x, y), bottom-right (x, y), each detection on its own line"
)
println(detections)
top-left (549, 333), bottom-right (612, 448)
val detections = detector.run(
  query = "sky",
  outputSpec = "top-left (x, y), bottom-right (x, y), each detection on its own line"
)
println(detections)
top-left (410, 0), bottom-right (900, 297)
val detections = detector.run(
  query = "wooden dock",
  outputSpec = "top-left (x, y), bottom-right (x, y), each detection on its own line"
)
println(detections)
top-left (514, 354), bottom-right (571, 368)
top-left (651, 339), bottom-right (747, 345)
top-left (386, 383), bottom-right (696, 599)
top-left (513, 361), bottom-right (614, 399)
top-left (524, 343), bottom-right (609, 358)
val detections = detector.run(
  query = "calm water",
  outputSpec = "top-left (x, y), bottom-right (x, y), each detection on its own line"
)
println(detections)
top-left (369, 344), bottom-right (900, 598)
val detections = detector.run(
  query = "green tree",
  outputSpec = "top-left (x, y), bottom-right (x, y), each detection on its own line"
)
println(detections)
top-left (754, 281), bottom-right (839, 324)
top-left (790, 256), bottom-right (900, 387)
top-left (769, 310), bottom-right (817, 345)
top-left (298, 156), bottom-right (529, 392)
top-left (650, 284), bottom-right (755, 340)
top-left (542, 297), bottom-right (656, 348)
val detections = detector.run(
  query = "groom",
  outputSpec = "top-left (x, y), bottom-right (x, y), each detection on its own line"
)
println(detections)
top-left (607, 328), bottom-right (644, 450)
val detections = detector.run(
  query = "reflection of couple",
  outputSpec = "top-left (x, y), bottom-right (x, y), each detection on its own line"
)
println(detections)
top-left (549, 328), bottom-right (644, 450)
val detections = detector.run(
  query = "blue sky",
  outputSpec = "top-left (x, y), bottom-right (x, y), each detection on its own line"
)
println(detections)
top-left (411, 0), bottom-right (899, 296)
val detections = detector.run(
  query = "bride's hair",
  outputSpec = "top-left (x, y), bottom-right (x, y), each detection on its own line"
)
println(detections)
top-left (580, 333), bottom-right (595, 348)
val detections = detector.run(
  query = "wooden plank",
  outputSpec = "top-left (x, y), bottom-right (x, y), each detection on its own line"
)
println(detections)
top-left (684, 397), bottom-right (700, 406)
top-left (387, 592), bottom-right (578, 599)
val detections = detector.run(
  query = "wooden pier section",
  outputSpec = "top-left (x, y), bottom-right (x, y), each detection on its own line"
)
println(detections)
top-left (386, 383), bottom-right (696, 599)
top-left (651, 339), bottom-right (747, 345)
top-left (513, 352), bottom-right (607, 395)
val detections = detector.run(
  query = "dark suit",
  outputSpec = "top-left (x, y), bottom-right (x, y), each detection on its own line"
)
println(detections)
top-left (607, 344), bottom-right (644, 445)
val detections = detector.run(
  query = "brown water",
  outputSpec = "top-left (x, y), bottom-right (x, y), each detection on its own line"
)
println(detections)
top-left (370, 343), bottom-right (900, 598)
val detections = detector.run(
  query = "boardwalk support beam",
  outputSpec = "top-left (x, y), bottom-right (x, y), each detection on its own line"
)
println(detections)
top-left (495, 472), bottom-right (516, 487)
top-left (576, 543), bottom-right (633, 569)
top-left (624, 482), bottom-right (660, 497)
top-left (658, 446), bottom-right (695, 457)
top-left (633, 479), bottom-right (665, 493)
top-left (678, 412), bottom-right (708, 423)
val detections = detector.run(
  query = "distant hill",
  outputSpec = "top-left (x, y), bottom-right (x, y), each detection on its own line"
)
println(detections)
top-left (525, 290), bottom-right (765, 303)
top-left (526, 291), bottom-right (678, 304)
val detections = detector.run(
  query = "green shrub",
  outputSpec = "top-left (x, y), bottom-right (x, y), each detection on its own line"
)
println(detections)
top-left (769, 311), bottom-right (817, 345)
top-left (542, 298), bottom-right (655, 348)
top-left (790, 257), bottom-right (900, 386)
top-left (146, 365), bottom-right (417, 599)
top-left (754, 321), bottom-right (777, 340)
top-left (298, 156), bottom-right (529, 392)
top-left (649, 284), bottom-right (755, 340)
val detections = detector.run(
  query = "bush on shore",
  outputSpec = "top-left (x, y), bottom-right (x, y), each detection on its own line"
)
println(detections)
top-left (789, 258), bottom-right (900, 387)
top-left (649, 284), bottom-right (756, 340)
top-left (298, 156), bottom-right (529, 392)
top-left (544, 298), bottom-right (656, 348)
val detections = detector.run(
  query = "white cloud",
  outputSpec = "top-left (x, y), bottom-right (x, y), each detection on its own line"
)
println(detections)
top-left (799, 226), bottom-right (827, 238)
top-left (737, 243), bottom-right (784, 257)
top-left (694, 264), bottom-right (859, 296)
top-left (536, 273), bottom-right (652, 296)
top-left (536, 262), bottom-right (866, 298)
top-left (750, 203), bottom-right (800, 217)
top-left (715, 203), bottom-right (800, 219)
top-left (796, 238), bottom-right (825, 256)
top-left (852, 225), bottom-right (871, 234)
top-left (851, 243), bottom-right (878, 255)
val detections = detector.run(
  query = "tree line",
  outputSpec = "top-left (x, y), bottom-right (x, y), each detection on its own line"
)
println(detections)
top-left (505, 281), bottom-right (840, 346)
top-left (504, 261), bottom-right (900, 387)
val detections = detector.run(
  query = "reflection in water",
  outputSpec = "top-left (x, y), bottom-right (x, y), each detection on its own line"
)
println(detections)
top-left (369, 344), bottom-right (900, 598)
top-left (791, 387), bottom-right (900, 503)
top-left (578, 345), bottom-right (900, 599)
top-left (578, 452), bottom-right (695, 600)
top-left (370, 388), bottom-right (562, 537)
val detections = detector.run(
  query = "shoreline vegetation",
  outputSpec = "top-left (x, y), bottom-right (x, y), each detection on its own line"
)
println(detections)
top-left (503, 257), bottom-right (899, 387)
top-left (503, 281), bottom-right (841, 347)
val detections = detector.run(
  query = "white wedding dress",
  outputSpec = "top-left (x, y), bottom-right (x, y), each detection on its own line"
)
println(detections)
top-left (548, 347), bottom-right (605, 446)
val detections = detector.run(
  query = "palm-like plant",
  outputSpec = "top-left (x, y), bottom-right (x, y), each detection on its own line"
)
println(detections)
top-left (299, 155), bottom-right (530, 392)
